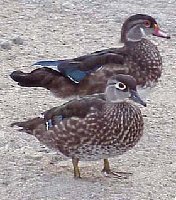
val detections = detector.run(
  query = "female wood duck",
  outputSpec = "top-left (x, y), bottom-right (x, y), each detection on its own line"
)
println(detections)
top-left (11, 74), bottom-right (146, 178)
top-left (10, 14), bottom-right (170, 98)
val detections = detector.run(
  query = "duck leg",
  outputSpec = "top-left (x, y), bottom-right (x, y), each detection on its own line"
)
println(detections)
top-left (102, 159), bottom-right (132, 179)
top-left (72, 157), bottom-right (81, 178)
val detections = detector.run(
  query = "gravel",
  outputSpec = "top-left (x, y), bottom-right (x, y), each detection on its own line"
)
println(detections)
top-left (0, 0), bottom-right (176, 199)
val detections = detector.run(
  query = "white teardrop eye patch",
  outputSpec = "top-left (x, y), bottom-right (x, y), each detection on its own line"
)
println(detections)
top-left (115, 82), bottom-right (127, 90)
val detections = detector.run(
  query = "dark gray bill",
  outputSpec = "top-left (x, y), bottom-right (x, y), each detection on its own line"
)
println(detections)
top-left (130, 90), bottom-right (146, 107)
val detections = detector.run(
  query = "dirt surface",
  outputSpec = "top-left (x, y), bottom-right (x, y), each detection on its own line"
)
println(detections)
top-left (0, 0), bottom-right (176, 199)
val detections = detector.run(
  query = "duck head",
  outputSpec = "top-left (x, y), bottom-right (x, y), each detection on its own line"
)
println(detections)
top-left (105, 74), bottom-right (146, 107)
top-left (121, 14), bottom-right (170, 43)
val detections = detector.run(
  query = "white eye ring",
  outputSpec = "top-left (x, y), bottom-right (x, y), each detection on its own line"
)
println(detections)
top-left (115, 82), bottom-right (127, 90)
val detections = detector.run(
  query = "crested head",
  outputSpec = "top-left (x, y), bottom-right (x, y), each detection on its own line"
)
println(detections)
top-left (105, 74), bottom-right (146, 106)
top-left (120, 14), bottom-right (170, 43)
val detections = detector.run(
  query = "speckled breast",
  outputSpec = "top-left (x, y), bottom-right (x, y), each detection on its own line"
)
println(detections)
top-left (126, 38), bottom-right (162, 88)
top-left (80, 38), bottom-right (162, 97)
top-left (71, 102), bottom-right (144, 161)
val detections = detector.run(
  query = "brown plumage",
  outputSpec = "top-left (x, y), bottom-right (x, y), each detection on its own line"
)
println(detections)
top-left (11, 74), bottom-right (146, 178)
top-left (10, 14), bottom-right (170, 98)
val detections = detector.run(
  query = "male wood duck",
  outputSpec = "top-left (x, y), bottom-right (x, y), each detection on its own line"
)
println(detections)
top-left (11, 74), bottom-right (146, 178)
top-left (10, 14), bottom-right (170, 98)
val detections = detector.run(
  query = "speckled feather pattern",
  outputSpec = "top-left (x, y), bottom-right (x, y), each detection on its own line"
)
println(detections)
top-left (50, 38), bottom-right (162, 97)
top-left (126, 39), bottom-right (162, 87)
top-left (33, 102), bottom-right (143, 161)
top-left (10, 37), bottom-right (162, 98)
top-left (86, 39), bottom-right (162, 88)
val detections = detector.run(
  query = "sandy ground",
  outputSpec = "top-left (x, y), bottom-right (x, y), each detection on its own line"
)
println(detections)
top-left (0, 0), bottom-right (176, 199)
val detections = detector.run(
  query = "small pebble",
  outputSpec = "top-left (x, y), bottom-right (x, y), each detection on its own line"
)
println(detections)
top-left (12, 36), bottom-right (24, 45)
top-left (0, 39), bottom-right (11, 50)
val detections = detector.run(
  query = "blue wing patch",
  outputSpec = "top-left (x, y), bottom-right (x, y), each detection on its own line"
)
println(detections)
top-left (32, 60), bottom-right (61, 67)
top-left (65, 69), bottom-right (88, 83)
top-left (45, 115), bottom-right (64, 130)
top-left (32, 60), bottom-right (102, 83)
top-left (66, 64), bottom-right (102, 83)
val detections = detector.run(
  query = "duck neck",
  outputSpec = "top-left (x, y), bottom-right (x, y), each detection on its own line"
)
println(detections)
top-left (105, 86), bottom-right (127, 104)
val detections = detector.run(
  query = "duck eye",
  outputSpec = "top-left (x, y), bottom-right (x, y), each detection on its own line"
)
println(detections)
top-left (115, 82), bottom-right (126, 90)
top-left (144, 20), bottom-right (151, 28)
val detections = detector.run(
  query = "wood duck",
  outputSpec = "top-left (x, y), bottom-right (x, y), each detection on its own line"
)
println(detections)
top-left (11, 74), bottom-right (146, 178)
top-left (10, 14), bottom-right (170, 99)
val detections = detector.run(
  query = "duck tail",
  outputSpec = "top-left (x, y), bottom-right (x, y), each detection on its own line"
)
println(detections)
top-left (11, 117), bottom-right (45, 135)
top-left (10, 66), bottom-right (61, 88)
